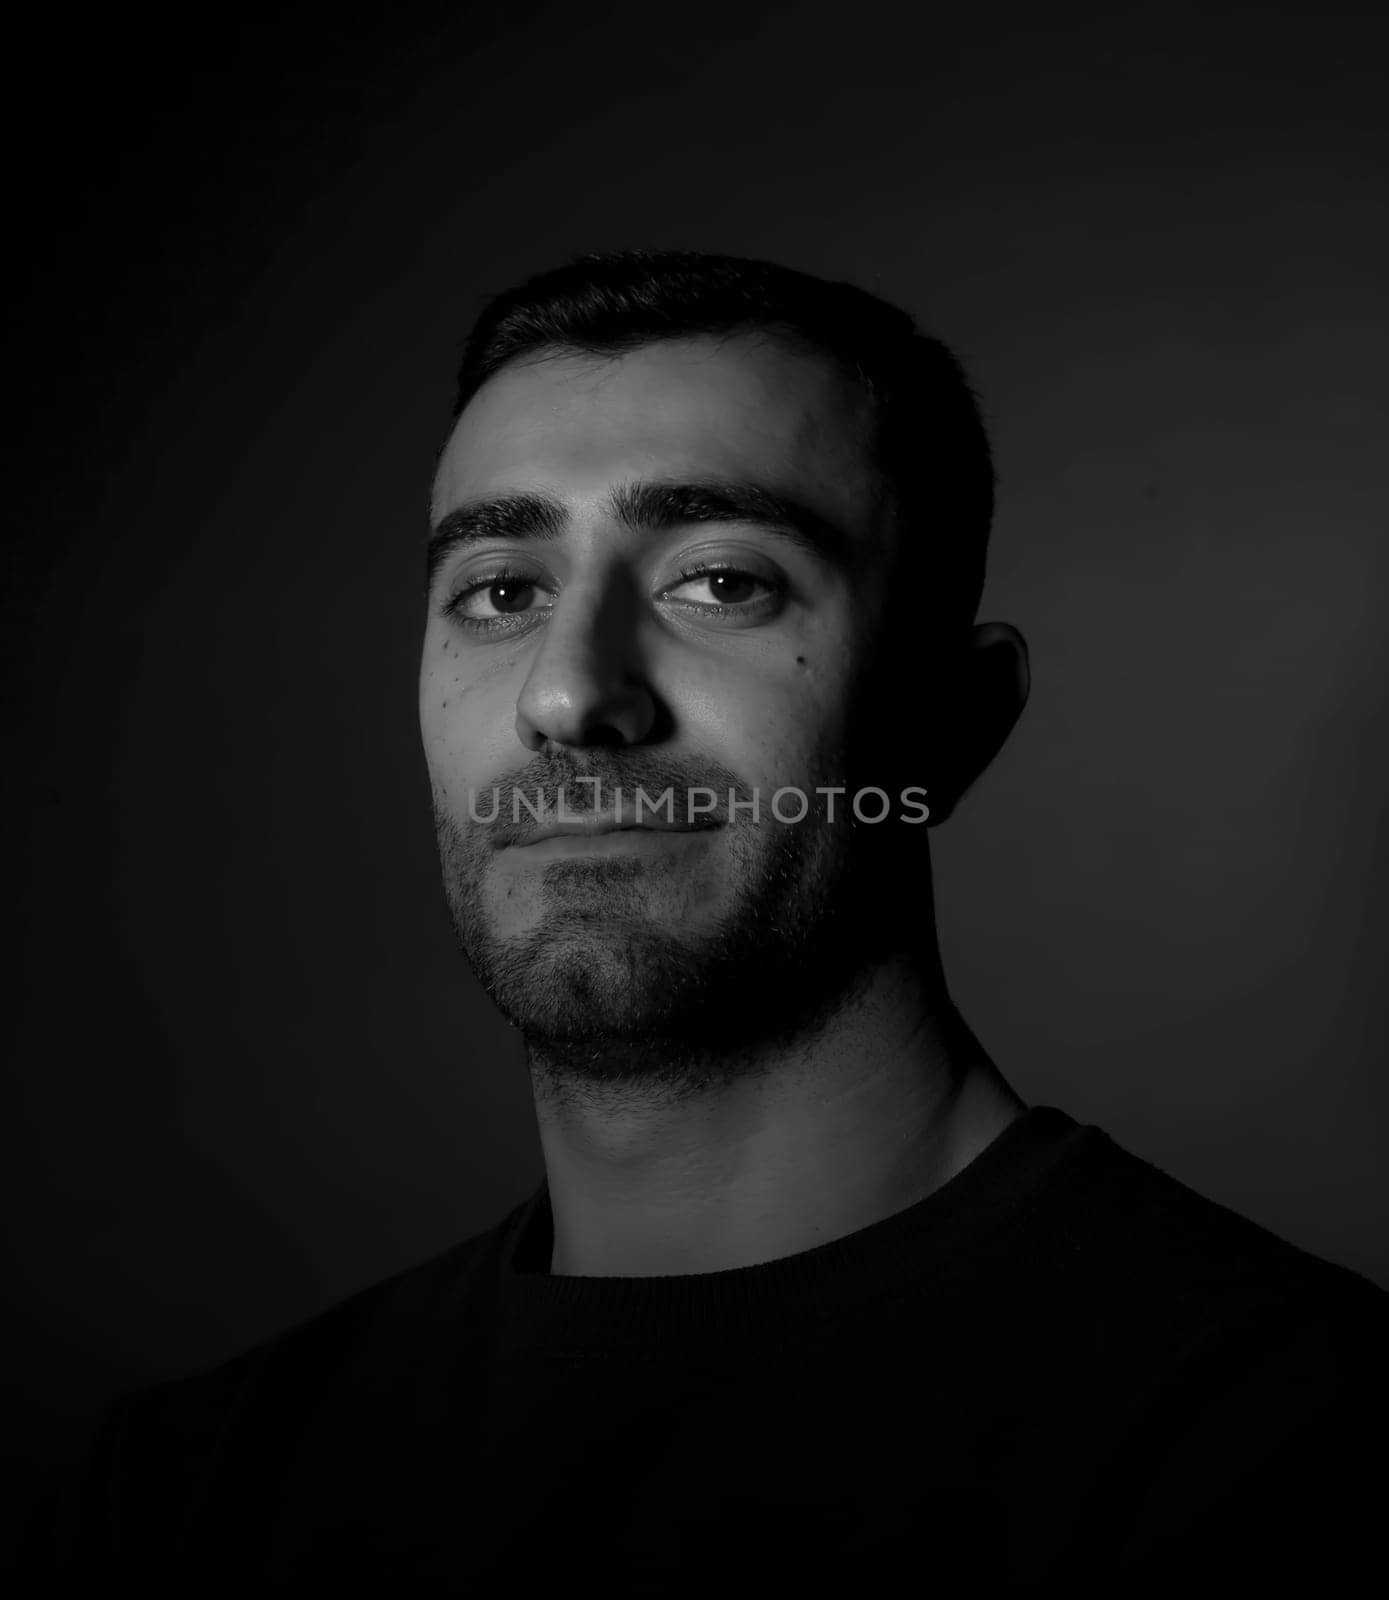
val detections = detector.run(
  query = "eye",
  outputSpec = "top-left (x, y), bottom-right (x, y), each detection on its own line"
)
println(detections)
top-left (445, 568), bottom-right (554, 628)
top-left (662, 564), bottom-right (784, 614)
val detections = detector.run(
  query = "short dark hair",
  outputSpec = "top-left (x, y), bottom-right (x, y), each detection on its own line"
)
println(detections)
top-left (447, 248), bottom-right (995, 636)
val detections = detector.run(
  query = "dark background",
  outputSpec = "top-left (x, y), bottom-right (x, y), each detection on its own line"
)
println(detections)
top-left (6, 0), bottom-right (1387, 1527)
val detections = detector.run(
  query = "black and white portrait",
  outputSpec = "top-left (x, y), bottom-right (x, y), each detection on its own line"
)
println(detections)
top-left (8, 3), bottom-right (1387, 1589)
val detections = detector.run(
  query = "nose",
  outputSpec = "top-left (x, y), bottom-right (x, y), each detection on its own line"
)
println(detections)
top-left (514, 567), bottom-right (658, 751)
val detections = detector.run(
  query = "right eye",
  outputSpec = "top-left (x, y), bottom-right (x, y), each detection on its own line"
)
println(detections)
top-left (445, 569), bottom-right (555, 628)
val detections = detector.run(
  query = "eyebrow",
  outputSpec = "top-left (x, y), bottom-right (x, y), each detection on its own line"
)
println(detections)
top-left (425, 477), bottom-right (853, 590)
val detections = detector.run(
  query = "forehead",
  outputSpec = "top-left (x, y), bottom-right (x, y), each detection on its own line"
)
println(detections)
top-left (431, 333), bottom-right (884, 537)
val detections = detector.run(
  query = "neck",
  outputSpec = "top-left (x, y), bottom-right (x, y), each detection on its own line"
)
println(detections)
top-left (529, 954), bottom-right (1024, 1277)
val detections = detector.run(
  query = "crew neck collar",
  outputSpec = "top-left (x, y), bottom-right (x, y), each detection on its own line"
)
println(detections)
top-left (490, 1105), bottom-right (1090, 1357)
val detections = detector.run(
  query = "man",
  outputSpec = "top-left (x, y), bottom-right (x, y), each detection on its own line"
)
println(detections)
top-left (22, 250), bottom-right (1386, 1589)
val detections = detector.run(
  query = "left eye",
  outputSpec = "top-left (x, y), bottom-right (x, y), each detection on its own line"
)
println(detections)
top-left (664, 569), bottom-right (777, 607)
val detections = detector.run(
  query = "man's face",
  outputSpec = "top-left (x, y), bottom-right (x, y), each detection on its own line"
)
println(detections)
top-left (421, 332), bottom-right (908, 1084)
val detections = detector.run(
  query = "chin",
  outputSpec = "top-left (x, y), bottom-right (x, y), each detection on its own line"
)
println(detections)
top-left (485, 927), bottom-right (698, 1041)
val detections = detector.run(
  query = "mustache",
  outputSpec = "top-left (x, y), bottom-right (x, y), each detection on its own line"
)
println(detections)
top-left (464, 751), bottom-right (755, 846)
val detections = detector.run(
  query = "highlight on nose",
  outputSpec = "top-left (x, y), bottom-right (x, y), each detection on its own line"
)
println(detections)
top-left (513, 586), bottom-right (658, 751)
top-left (515, 684), bottom-right (655, 751)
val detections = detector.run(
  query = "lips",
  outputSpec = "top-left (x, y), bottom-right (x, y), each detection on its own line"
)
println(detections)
top-left (509, 813), bottom-right (721, 849)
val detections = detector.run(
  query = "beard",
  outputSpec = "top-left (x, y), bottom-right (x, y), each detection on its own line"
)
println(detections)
top-left (432, 746), bottom-right (927, 1105)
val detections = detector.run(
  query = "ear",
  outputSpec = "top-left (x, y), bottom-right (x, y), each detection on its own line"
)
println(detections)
top-left (926, 621), bottom-right (1029, 826)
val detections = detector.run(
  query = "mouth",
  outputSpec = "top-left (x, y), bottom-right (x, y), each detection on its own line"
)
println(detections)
top-left (505, 814), bottom-right (722, 854)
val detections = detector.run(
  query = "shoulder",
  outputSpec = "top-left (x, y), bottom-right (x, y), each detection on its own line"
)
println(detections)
top-left (1034, 1116), bottom-right (1384, 1321)
top-left (1008, 1114), bottom-right (1386, 1461)
top-left (981, 1114), bottom-right (1387, 1583)
top-left (147, 1196), bottom-right (524, 1428)
top-left (136, 1211), bottom-right (505, 1420)
top-left (1072, 1124), bottom-right (1388, 1407)
top-left (20, 1200), bottom-right (525, 1581)
top-left (1031, 1121), bottom-right (1386, 1581)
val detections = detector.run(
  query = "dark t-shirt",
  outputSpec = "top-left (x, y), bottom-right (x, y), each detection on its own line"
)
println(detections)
top-left (18, 1106), bottom-right (1388, 1590)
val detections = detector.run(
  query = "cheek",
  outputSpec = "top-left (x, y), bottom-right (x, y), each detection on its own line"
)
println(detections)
top-left (676, 641), bottom-right (854, 785)
top-left (419, 634), bottom-right (519, 791)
